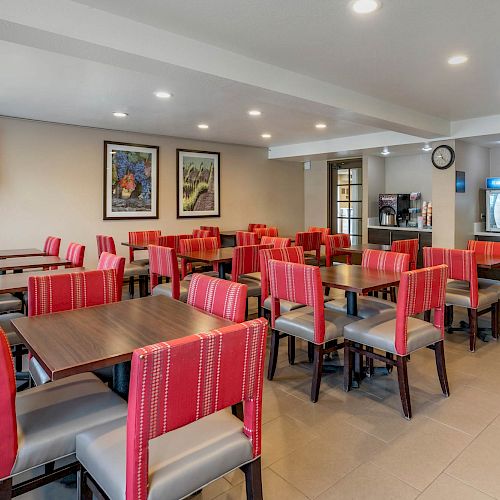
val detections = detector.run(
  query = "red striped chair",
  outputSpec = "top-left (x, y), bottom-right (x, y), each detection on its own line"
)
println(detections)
top-left (325, 234), bottom-right (352, 266)
top-left (235, 231), bottom-right (259, 246)
top-left (391, 239), bottom-right (419, 270)
top-left (148, 245), bottom-right (189, 302)
top-left (179, 237), bottom-right (219, 279)
top-left (254, 227), bottom-right (278, 240)
top-left (424, 247), bottom-right (498, 352)
top-left (200, 226), bottom-right (221, 247)
top-left (295, 231), bottom-right (322, 266)
top-left (467, 240), bottom-right (500, 297)
top-left (43, 236), bottom-right (61, 256)
top-left (308, 226), bottom-right (331, 245)
top-left (77, 318), bottom-right (267, 500)
top-left (27, 269), bottom-right (121, 385)
top-left (344, 265), bottom-right (450, 419)
top-left (96, 234), bottom-right (117, 256)
top-left (260, 236), bottom-right (291, 248)
top-left (65, 242), bottom-right (85, 267)
top-left (128, 230), bottom-right (161, 265)
top-left (0, 328), bottom-right (127, 499)
top-left (248, 223), bottom-right (266, 232)
top-left (157, 234), bottom-right (192, 252)
top-left (187, 274), bottom-right (247, 322)
top-left (98, 252), bottom-right (126, 301)
top-left (192, 229), bottom-right (211, 238)
top-left (268, 260), bottom-right (356, 402)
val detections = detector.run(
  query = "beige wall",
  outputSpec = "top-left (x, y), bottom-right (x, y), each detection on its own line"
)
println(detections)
top-left (304, 160), bottom-right (328, 229)
top-left (362, 155), bottom-right (385, 242)
top-left (0, 117), bottom-right (304, 267)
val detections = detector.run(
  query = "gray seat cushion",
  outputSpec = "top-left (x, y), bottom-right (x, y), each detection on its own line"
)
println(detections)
top-left (305, 255), bottom-right (326, 267)
top-left (124, 264), bottom-right (148, 277)
top-left (0, 312), bottom-right (25, 337)
top-left (130, 259), bottom-right (149, 267)
top-left (445, 284), bottom-right (498, 309)
top-left (343, 310), bottom-right (442, 354)
top-left (274, 306), bottom-right (357, 345)
top-left (11, 373), bottom-right (127, 477)
top-left (183, 271), bottom-right (219, 281)
top-left (262, 296), bottom-right (305, 313)
top-left (0, 294), bottom-right (22, 313)
top-left (237, 277), bottom-right (262, 297)
top-left (29, 357), bottom-right (51, 386)
top-left (76, 410), bottom-right (254, 500)
top-left (152, 281), bottom-right (189, 302)
top-left (325, 296), bottom-right (397, 319)
top-left (449, 279), bottom-right (500, 300)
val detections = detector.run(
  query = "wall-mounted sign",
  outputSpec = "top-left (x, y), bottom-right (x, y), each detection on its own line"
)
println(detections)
top-left (486, 177), bottom-right (500, 189)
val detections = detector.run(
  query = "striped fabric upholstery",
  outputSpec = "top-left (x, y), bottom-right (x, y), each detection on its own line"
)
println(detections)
top-left (260, 236), bottom-right (291, 248)
top-left (96, 235), bottom-right (117, 257)
top-left (423, 247), bottom-right (479, 309)
top-left (128, 230), bottom-right (161, 263)
top-left (126, 318), bottom-right (268, 500)
top-left (295, 232), bottom-right (322, 264)
top-left (308, 226), bottom-right (331, 245)
top-left (98, 252), bottom-right (126, 301)
top-left (468, 239), bottom-right (500, 258)
top-left (259, 246), bottom-right (305, 303)
top-left (231, 244), bottom-right (272, 280)
top-left (391, 239), bottom-right (419, 270)
top-left (65, 242), bottom-right (85, 267)
top-left (254, 227), bottom-right (278, 240)
top-left (192, 229), bottom-right (211, 238)
top-left (268, 260), bottom-right (325, 344)
top-left (395, 265), bottom-right (448, 355)
top-left (148, 245), bottom-right (181, 299)
top-left (0, 328), bottom-right (17, 479)
top-left (362, 249), bottom-right (410, 272)
top-left (200, 226), bottom-right (221, 247)
top-left (28, 269), bottom-right (119, 317)
top-left (325, 234), bottom-right (352, 266)
top-left (158, 234), bottom-right (192, 252)
top-left (236, 231), bottom-right (259, 246)
top-left (187, 274), bottom-right (247, 322)
top-left (248, 223), bottom-right (266, 232)
top-left (179, 237), bottom-right (219, 278)
top-left (43, 236), bottom-right (61, 257)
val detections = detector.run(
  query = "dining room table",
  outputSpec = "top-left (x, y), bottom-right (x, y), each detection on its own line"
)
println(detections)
top-left (339, 243), bottom-right (392, 256)
top-left (177, 247), bottom-right (234, 279)
top-left (0, 267), bottom-right (85, 294)
top-left (0, 248), bottom-right (45, 259)
top-left (11, 295), bottom-right (234, 399)
top-left (0, 256), bottom-right (72, 273)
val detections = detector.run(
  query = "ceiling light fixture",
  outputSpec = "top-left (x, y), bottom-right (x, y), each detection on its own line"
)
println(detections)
top-left (380, 147), bottom-right (390, 156)
top-left (351, 0), bottom-right (381, 14)
top-left (113, 112), bottom-right (128, 118)
top-left (154, 91), bottom-right (172, 99)
top-left (422, 143), bottom-right (432, 152)
top-left (261, 133), bottom-right (272, 139)
top-left (248, 110), bottom-right (262, 116)
top-left (448, 54), bottom-right (468, 65)
top-left (197, 123), bottom-right (209, 129)
top-left (315, 123), bottom-right (327, 129)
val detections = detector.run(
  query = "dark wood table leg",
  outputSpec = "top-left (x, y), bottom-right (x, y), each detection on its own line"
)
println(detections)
top-left (345, 291), bottom-right (362, 388)
top-left (218, 262), bottom-right (226, 279)
top-left (113, 361), bottom-right (131, 400)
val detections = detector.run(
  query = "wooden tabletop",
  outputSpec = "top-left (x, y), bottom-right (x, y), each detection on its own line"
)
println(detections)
top-left (177, 247), bottom-right (234, 264)
top-left (11, 295), bottom-right (233, 381)
top-left (0, 248), bottom-right (45, 259)
top-left (320, 264), bottom-right (401, 294)
top-left (0, 267), bottom-right (85, 293)
top-left (0, 256), bottom-right (72, 272)
top-left (340, 244), bottom-right (391, 255)
top-left (476, 255), bottom-right (500, 269)
top-left (121, 242), bottom-right (149, 250)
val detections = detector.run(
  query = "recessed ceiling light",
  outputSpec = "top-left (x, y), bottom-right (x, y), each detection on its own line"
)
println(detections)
top-left (197, 123), bottom-right (209, 129)
top-left (113, 112), bottom-right (128, 118)
top-left (248, 110), bottom-right (262, 116)
top-left (315, 123), bottom-right (327, 129)
top-left (380, 147), bottom-right (390, 156)
top-left (261, 133), bottom-right (272, 139)
top-left (351, 0), bottom-right (381, 14)
top-left (448, 54), bottom-right (468, 65)
top-left (154, 91), bottom-right (172, 99)
top-left (422, 143), bottom-right (432, 152)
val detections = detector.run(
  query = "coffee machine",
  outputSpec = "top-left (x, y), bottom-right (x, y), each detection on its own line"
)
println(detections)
top-left (378, 194), bottom-right (410, 227)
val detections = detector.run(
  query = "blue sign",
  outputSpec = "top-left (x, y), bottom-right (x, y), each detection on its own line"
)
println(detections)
top-left (487, 177), bottom-right (500, 189)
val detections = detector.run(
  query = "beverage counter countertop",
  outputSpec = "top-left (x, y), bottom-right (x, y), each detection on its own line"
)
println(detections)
top-left (368, 225), bottom-right (432, 233)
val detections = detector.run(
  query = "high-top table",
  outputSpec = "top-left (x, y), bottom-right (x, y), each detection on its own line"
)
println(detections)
top-left (0, 267), bottom-right (85, 294)
top-left (177, 247), bottom-right (234, 279)
top-left (0, 256), bottom-right (71, 273)
top-left (11, 295), bottom-right (233, 399)
top-left (0, 248), bottom-right (45, 259)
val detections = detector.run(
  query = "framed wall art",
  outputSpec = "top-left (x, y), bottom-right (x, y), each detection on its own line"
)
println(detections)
top-left (104, 141), bottom-right (159, 219)
top-left (177, 149), bottom-right (220, 218)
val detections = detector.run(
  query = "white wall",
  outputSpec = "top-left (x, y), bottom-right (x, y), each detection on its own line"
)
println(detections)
top-left (362, 155), bottom-right (385, 241)
top-left (0, 117), bottom-right (304, 267)
top-left (490, 148), bottom-right (500, 177)
top-left (304, 160), bottom-right (328, 229)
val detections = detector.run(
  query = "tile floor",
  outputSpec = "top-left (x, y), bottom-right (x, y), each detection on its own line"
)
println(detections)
top-left (14, 296), bottom-right (500, 499)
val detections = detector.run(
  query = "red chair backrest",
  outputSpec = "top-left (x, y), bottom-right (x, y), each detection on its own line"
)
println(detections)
top-left (158, 234), bottom-right (192, 253)
top-left (231, 244), bottom-right (272, 280)
top-left (260, 236), bottom-right (291, 248)
top-left (423, 247), bottom-right (478, 308)
top-left (126, 318), bottom-right (268, 500)
top-left (259, 246), bottom-right (305, 303)
top-left (200, 226), bottom-right (221, 247)
top-left (235, 231), bottom-right (259, 246)
top-left (192, 229), bottom-right (211, 238)
top-left (148, 245), bottom-right (181, 300)
top-left (43, 236), bottom-right (61, 257)
top-left (97, 252), bottom-right (126, 301)
top-left (361, 249), bottom-right (410, 272)
top-left (248, 223), bottom-right (266, 232)
top-left (308, 226), bottom-right (331, 245)
top-left (395, 265), bottom-right (448, 355)
top-left (254, 227), bottom-right (278, 239)
top-left (295, 231), bottom-right (322, 252)
top-left (268, 260), bottom-right (325, 344)
top-left (468, 239), bottom-right (500, 258)
top-left (325, 234), bottom-right (352, 266)
top-left (391, 239), bottom-right (419, 270)
top-left (186, 274), bottom-right (247, 322)
top-left (179, 237), bottom-right (219, 278)
top-left (28, 269), bottom-right (119, 317)
top-left (65, 242), bottom-right (85, 267)
top-left (96, 235), bottom-right (117, 257)
top-left (128, 230), bottom-right (161, 262)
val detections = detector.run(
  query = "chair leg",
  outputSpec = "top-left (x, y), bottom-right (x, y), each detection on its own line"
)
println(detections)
top-left (386, 352), bottom-right (393, 373)
top-left (0, 478), bottom-right (13, 500)
top-left (288, 336), bottom-right (295, 365)
top-left (267, 330), bottom-right (280, 380)
top-left (242, 457), bottom-right (263, 500)
top-left (245, 299), bottom-right (249, 321)
top-left (257, 296), bottom-right (262, 318)
top-left (434, 341), bottom-right (450, 397)
top-left (343, 340), bottom-right (353, 392)
top-left (79, 469), bottom-right (93, 500)
top-left (492, 301), bottom-right (499, 340)
top-left (139, 276), bottom-right (148, 297)
top-left (366, 346), bottom-right (374, 377)
top-left (307, 342), bottom-right (314, 363)
top-left (390, 287), bottom-right (397, 303)
top-left (469, 308), bottom-right (477, 352)
top-left (128, 276), bottom-right (135, 298)
top-left (396, 356), bottom-right (412, 419)
top-left (424, 310), bottom-right (431, 323)
top-left (311, 344), bottom-right (324, 403)
top-left (446, 305), bottom-right (454, 328)
top-left (13, 344), bottom-right (23, 373)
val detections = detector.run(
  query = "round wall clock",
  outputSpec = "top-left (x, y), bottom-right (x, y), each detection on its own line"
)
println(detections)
top-left (432, 145), bottom-right (455, 170)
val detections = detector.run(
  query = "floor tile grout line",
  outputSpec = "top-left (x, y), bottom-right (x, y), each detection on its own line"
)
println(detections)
top-left (442, 472), bottom-right (498, 499)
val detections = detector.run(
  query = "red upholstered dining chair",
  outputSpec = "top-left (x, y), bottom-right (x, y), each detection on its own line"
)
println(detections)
top-left (254, 227), bottom-right (278, 240)
top-left (200, 226), bottom-right (221, 246)
top-left (65, 242), bottom-right (85, 267)
top-left (467, 240), bottom-right (500, 296)
top-left (128, 230), bottom-right (161, 265)
top-left (236, 231), bottom-right (259, 246)
top-left (157, 234), bottom-right (192, 252)
top-left (179, 236), bottom-right (219, 279)
top-left (43, 236), bottom-right (61, 256)
top-left (76, 318), bottom-right (268, 500)
top-left (325, 234), bottom-right (352, 266)
top-left (186, 274), bottom-right (247, 322)
top-left (248, 223), bottom-right (266, 232)
top-left (98, 252), bottom-right (126, 301)
top-left (27, 269), bottom-right (121, 386)
top-left (343, 265), bottom-right (450, 419)
top-left (0, 328), bottom-right (127, 500)
top-left (391, 239), bottom-right (419, 270)
top-left (260, 236), bottom-right (291, 248)
top-left (268, 260), bottom-right (356, 402)
top-left (148, 245), bottom-right (189, 302)
top-left (295, 231), bottom-right (322, 266)
top-left (192, 229), bottom-right (211, 238)
top-left (308, 226), bottom-right (331, 245)
top-left (424, 247), bottom-right (499, 352)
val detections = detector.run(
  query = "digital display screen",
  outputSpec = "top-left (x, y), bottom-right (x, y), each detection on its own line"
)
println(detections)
top-left (456, 171), bottom-right (465, 193)
top-left (486, 178), bottom-right (500, 189)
